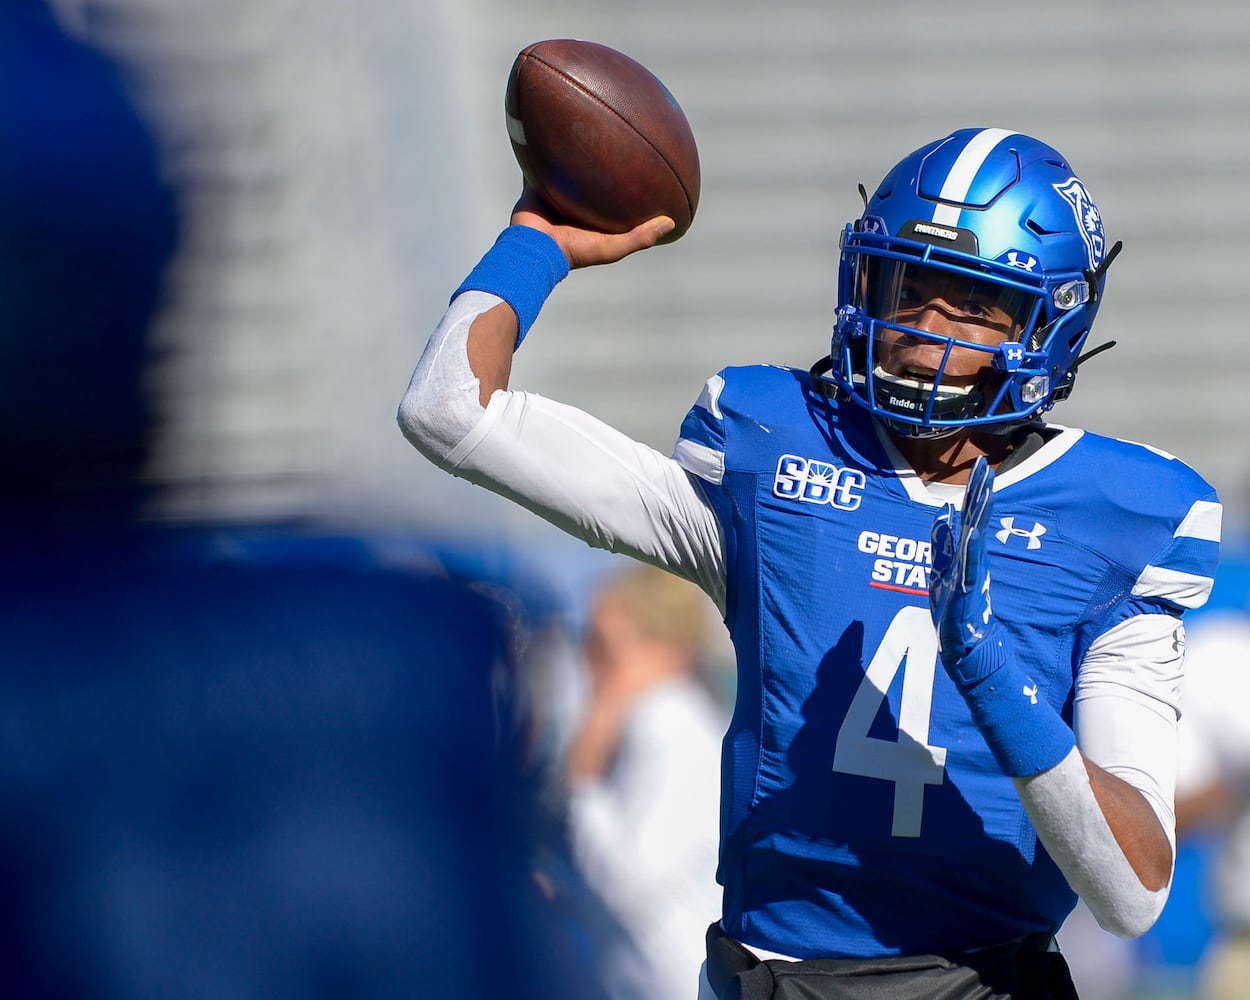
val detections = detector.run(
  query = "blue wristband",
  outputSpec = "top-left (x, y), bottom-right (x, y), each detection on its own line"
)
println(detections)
top-left (451, 225), bottom-right (570, 348)
top-left (954, 634), bottom-right (1076, 778)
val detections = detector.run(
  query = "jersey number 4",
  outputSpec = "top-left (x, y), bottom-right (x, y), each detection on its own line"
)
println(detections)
top-left (831, 606), bottom-right (948, 837)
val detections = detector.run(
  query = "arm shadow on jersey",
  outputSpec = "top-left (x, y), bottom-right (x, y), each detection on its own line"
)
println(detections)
top-left (733, 619), bottom-right (1044, 954)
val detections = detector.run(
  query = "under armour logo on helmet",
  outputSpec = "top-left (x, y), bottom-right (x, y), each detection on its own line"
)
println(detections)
top-left (995, 517), bottom-right (1047, 550)
top-left (1004, 250), bottom-right (1039, 272)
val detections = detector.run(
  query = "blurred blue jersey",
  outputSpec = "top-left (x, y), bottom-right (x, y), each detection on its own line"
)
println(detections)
top-left (0, 529), bottom-right (603, 1000)
top-left (673, 365), bottom-right (1220, 959)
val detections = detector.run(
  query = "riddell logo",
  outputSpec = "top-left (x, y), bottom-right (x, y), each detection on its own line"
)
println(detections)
top-left (889, 394), bottom-right (921, 412)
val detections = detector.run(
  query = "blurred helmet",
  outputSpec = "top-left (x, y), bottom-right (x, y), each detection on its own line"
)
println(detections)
top-left (818, 128), bottom-right (1118, 438)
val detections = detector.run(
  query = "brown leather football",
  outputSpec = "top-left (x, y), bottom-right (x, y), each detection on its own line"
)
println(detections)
top-left (504, 39), bottom-right (700, 243)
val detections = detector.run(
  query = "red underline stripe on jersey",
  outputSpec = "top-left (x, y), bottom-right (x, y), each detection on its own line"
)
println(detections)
top-left (869, 582), bottom-right (931, 596)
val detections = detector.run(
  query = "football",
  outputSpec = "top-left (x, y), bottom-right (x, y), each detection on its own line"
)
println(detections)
top-left (504, 39), bottom-right (701, 243)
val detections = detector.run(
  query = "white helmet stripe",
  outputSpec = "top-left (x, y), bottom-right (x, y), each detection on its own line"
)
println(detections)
top-left (931, 128), bottom-right (1017, 227)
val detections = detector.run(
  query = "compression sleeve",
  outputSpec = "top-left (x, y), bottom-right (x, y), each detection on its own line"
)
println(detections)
top-left (1074, 613), bottom-right (1184, 844)
top-left (397, 294), bottom-right (726, 607)
top-left (1014, 612), bottom-right (1184, 938)
top-left (398, 291), bottom-right (500, 462)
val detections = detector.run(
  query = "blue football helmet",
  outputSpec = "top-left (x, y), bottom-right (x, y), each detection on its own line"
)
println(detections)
top-left (816, 128), bottom-right (1120, 438)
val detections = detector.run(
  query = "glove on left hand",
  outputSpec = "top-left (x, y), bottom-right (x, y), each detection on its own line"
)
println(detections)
top-left (929, 455), bottom-right (997, 685)
top-left (927, 456), bottom-right (1076, 778)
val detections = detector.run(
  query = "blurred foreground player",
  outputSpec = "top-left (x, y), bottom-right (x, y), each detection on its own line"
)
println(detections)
top-left (399, 129), bottom-right (1221, 998)
top-left (0, 5), bottom-right (585, 998)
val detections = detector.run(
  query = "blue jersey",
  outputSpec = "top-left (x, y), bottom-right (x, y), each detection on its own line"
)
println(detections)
top-left (672, 364), bottom-right (1220, 959)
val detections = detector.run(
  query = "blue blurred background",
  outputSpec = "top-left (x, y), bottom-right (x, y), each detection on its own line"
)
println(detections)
top-left (3, 0), bottom-right (1249, 996)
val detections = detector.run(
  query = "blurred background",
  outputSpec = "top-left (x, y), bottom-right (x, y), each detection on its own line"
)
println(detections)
top-left (4, 0), bottom-right (1250, 997)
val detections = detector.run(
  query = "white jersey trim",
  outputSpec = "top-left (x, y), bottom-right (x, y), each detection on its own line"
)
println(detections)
top-left (1132, 565), bottom-right (1215, 610)
top-left (697, 374), bottom-right (726, 420)
top-left (990, 425), bottom-right (1084, 490)
top-left (873, 422), bottom-right (1084, 506)
top-left (1175, 499), bottom-right (1222, 542)
top-left (672, 438), bottom-right (725, 486)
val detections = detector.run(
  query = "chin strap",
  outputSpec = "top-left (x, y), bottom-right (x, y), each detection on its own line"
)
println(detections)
top-left (1073, 338), bottom-right (1117, 368)
top-left (808, 355), bottom-right (839, 399)
top-left (1050, 335), bottom-right (1118, 404)
top-left (1088, 239), bottom-right (1124, 293)
top-left (1047, 240), bottom-right (1124, 401)
top-left (1047, 238), bottom-right (1124, 389)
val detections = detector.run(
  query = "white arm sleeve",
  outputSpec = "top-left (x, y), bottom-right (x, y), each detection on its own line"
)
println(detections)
top-left (1074, 613), bottom-right (1184, 843)
top-left (397, 293), bottom-right (727, 607)
top-left (1014, 613), bottom-right (1184, 938)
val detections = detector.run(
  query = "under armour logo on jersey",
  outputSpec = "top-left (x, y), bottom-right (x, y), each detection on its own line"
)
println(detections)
top-left (1023, 682), bottom-right (1039, 705)
top-left (995, 517), bottom-right (1047, 550)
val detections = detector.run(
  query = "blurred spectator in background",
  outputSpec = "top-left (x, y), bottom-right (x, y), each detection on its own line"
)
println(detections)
top-left (1053, 899), bottom-right (1139, 1000)
top-left (564, 564), bottom-right (729, 1000)
top-left (1175, 609), bottom-right (1250, 1000)
top-left (0, 3), bottom-right (589, 997)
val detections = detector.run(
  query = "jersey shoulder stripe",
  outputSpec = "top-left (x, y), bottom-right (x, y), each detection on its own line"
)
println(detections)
top-left (1132, 498), bottom-right (1223, 609)
top-left (674, 365), bottom-right (845, 485)
top-left (672, 437), bottom-right (725, 485)
top-left (1062, 431), bottom-right (1221, 612)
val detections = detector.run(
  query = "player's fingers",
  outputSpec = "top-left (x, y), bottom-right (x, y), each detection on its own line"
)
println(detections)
top-left (961, 513), bottom-right (989, 593)
top-left (931, 504), bottom-right (956, 578)
top-left (638, 214), bottom-right (676, 242)
top-left (570, 217), bottom-right (675, 268)
top-left (962, 457), bottom-right (994, 529)
top-left (611, 215), bottom-right (676, 255)
top-left (955, 458), bottom-right (993, 588)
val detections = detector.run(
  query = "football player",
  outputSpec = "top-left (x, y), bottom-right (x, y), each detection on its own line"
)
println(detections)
top-left (398, 128), bottom-right (1221, 1000)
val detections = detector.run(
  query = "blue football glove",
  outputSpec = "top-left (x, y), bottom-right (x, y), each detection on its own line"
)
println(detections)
top-left (929, 456), bottom-right (997, 685)
top-left (928, 456), bottom-right (1077, 777)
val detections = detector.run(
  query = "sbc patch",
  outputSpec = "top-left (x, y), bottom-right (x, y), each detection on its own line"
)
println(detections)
top-left (773, 455), bottom-right (865, 511)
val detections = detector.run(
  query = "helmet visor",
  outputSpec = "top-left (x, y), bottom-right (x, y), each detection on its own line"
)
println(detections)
top-left (862, 257), bottom-right (1033, 341)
